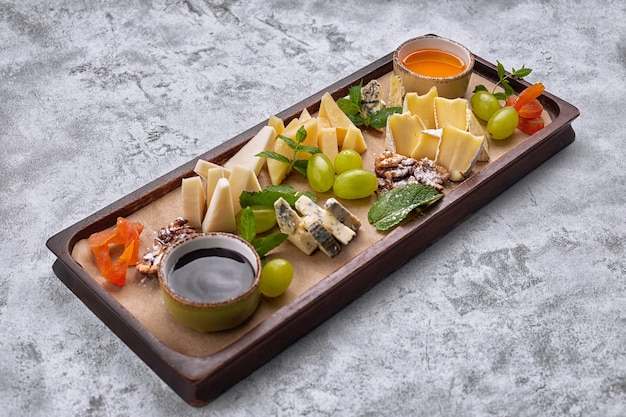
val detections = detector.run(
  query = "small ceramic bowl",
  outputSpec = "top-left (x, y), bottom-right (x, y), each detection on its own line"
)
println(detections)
top-left (393, 35), bottom-right (475, 99)
top-left (158, 232), bottom-right (262, 332)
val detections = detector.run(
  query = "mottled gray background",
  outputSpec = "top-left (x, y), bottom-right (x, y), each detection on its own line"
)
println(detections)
top-left (1, 0), bottom-right (625, 416)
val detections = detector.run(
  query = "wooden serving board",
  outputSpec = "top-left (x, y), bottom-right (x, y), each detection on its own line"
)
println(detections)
top-left (46, 42), bottom-right (579, 406)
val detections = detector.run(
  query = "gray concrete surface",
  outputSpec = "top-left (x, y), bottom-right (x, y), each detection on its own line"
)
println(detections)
top-left (1, 0), bottom-right (625, 416)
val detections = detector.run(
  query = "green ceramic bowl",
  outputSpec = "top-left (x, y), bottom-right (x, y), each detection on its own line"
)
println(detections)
top-left (158, 232), bottom-right (262, 332)
top-left (393, 35), bottom-right (475, 99)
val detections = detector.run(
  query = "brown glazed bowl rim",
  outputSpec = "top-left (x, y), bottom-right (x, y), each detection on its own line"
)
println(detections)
top-left (158, 232), bottom-right (262, 309)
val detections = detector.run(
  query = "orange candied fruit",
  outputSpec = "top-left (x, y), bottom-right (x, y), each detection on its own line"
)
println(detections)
top-left (87, 217), bottom-right (144, 286)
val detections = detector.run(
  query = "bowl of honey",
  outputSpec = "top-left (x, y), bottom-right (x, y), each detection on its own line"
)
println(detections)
top-left (158, 232), bottom-right (262, 332)
top-left (393, 35), bottom-right (474, 98)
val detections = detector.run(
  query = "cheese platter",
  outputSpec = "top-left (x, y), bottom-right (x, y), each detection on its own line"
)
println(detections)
top-left (46, 36), bottom-right (579, 406)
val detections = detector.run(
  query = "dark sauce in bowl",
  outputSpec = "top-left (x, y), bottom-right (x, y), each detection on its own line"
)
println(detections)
top-left (168, 247), bottom-right (255, 303)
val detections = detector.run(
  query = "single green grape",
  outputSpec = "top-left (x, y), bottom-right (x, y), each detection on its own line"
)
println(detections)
top-left (259, 258), bottom-right (293, 298)
top-left (237, 205), bottom-right (276, 233)
top-left (487, 106), bottom-right (519, 140)
top-left (470, 90), bottom-right (502, 122)
top-left (334, 149), bottom-right (362, 174)
top-left (307, 153), bottom-right (335, 192)
top-left (332, 168), bottom-right (378, 199)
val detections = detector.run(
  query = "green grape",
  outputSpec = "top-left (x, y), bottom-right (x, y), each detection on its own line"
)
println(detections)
top-left (334, 149), bottom-right (362, 174)
top-left (487, 106), bottom-right (519, 140)
top-left (470, 90), bottom-right (501, 122)
top-left (306, 153), bottom-right (335, 192)
top-left (332, 169), bottom-right (378, 199)
top-left (236, 205), bottom-right (276, 233)
top-left (259, 258), bottom-right (293, 298)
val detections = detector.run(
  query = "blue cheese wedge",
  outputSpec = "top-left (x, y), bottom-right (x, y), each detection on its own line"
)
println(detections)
top-left (301, 216), bottom-right (341, 258)
top-left (274, 197), bottom-right (318, 255)
top-left (323, 198), bottom-right (361, 232)
top-left (295, 196), bottom-right (356, 245)
top-left (361, 79), bottom-right (383, 116)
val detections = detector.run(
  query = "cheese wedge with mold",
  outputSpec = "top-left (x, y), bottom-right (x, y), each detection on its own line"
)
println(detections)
top-left (274, 197), bottom-right (318, 255)
top-left (403, 86), bottom-right (438, 129)
top-left (436, 125), bottom-right (484, 182)
top-left (295, 195), bottom-right (356, 245)
top-left (202, 177), bottom-right (237, 233)
top-left (181, 176), bottom-right (206, 229)
top-left (224, 125), bottom-right (276, 176)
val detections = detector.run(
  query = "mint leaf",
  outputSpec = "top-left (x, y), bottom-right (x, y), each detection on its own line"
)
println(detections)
top-left (253, 233), bottom-right (288, 258)
top-left (238, 207), bottom-right (257, 242)
top-left (240, 187), bottom-right (316, 209)
top-left (368, 183), bottom-right (444, 231)
top-left (337, 97), bottom-right (361, 116)
top-left (369, 107), bottom-right (402, 129)
top-left (256, 150), bottom-right (291, 165)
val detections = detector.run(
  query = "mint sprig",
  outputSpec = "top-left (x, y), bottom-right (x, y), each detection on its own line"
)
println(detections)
top-left (337, 82), bottom-right (402, 129)
top-left (238, 206), bottom-right (287, 258)
top-left (473, 61), bottom-right (533, 101)
top-left (256, 125), bottom-right (320, 178)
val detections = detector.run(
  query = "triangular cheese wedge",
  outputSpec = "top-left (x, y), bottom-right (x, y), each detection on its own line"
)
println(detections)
top-left (224, 125), bottom-right (276, 175)
top-left (181, 176), bottom-right (206, 229)
top-left (319, 92), bottom-right (357, 145)
top-left (202, 177), bottom-right (237, 233)
top-left (342, 125), bottom-right (367, 154)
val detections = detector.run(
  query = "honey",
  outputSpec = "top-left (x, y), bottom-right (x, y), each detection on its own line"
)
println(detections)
top-left (401, 49), bottom-right (466, 78)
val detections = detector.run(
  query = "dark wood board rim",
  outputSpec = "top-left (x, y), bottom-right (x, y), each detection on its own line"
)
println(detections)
top-left (46, 36), bottom-right (580, 406)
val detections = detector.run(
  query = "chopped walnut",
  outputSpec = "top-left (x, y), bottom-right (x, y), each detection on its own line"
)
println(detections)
top-left (136, 217), bottom-right (197, 276)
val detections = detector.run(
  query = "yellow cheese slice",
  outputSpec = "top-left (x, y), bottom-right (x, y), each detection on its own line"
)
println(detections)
top-left (181, 176), bottom-right (206, 229)
top-left (319, 92), bottom-right (356, 145)
top-left (386, 112), bottom-right (426, 157)
top-left (403, 86), bottom-right (438, 129)
top-left (267, 118), bottom-right (319, 185)
top-left (268, 115), bottom-right (285, 136)
top-left (410, 129), bottom-right (441, 161)
top-left (434, 97), bottom-right (470, 130)
top-left (318, 127), bottom-right (339, 163)
top-left (436, 125), bottom-right (484, 181)
top-left (299, 108), bottom-right (312, 122)
top-left (228, 165), bottom-right (262, 213)
top-left (202, 177), bottom-right (237, 233)
top-left (341, 125), bottom-right (367, 154)
top-left (388, 75), bottom-right (405, 108)
top-left (224, 125), bottom-right (276, 175)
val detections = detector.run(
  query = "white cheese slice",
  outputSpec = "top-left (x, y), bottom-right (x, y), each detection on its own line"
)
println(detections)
top-left (410, 129), bottom-right (441, 161)
top-left (181, 176), bottom-right (206, 229)
top-left (193, 159), bottom-right (230, 180)
top-left (224, 125), bottom-right (276, 176)
top-left (202, 177), bottom-right (237, 233)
